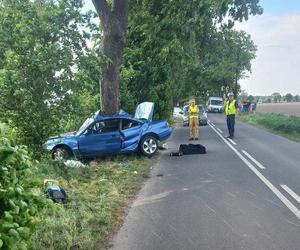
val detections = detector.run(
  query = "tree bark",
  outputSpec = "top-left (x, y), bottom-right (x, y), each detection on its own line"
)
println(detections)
top-left (92, 0), bottom-right (128, 115)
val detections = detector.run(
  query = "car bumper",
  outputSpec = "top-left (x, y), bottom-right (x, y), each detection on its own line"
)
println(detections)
top-left (159, 127), bottom-right (172, 141)
top-left (199, 119), bottom-right (208, 125)
top-left (209, 108), bottom-right (223, 113)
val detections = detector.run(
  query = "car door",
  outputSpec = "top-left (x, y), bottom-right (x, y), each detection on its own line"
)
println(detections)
top-left (78, 119), bottom-right (121, 157)
top-left (120, 119), bottom-right (142, 151)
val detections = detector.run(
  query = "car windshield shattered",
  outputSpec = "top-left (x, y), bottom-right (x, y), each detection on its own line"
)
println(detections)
top-left (76, 117), bottom-right (94, 135)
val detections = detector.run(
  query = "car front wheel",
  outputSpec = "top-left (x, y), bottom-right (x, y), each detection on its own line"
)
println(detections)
top-left (52, 147), bottom-right (71, 161)
top-left (140, 136), bottom-right (158, 157)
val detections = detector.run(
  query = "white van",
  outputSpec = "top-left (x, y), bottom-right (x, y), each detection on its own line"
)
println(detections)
top-left (207, 97), bottom-right (224, 113)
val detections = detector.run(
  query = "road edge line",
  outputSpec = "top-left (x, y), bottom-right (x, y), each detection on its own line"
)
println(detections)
top-left (216, 128), bottom-right (223, 134)
top-left (242, 150), bottom-right (266, 170)
top-left (227, 138), bottom-right (237, 145)
top-left (208, 123), bottom-right (300, 220)
top-left (281, 185), bottom-right (300, 204)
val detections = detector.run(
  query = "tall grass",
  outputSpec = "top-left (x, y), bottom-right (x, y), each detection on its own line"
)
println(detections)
top-left (29, 155), bottom-right (152, 250)
top-left (240, 113), bottom-right (300, 142)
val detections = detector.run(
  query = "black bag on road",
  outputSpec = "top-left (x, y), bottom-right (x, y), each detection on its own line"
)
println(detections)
top-left (179, 144), bottom-right (206, 155)
top-left (169, 144), bottom-right (206, 156)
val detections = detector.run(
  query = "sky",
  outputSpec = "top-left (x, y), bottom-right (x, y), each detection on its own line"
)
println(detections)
top-left (84, 0), bottom-right (300, 96)
top-left (236, 0), bottom-right (300, 96)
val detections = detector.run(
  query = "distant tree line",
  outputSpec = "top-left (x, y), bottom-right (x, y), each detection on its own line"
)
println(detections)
top-left (240, 92), bottom-right (300, 104)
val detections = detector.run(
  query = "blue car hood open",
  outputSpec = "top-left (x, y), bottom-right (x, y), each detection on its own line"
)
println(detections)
top-left (134, 102), bottom-right (154, 121)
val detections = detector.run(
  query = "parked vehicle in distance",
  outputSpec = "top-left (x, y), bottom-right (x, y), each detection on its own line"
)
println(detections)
top-left (44, 102), bottom-right (172, 160)
top-left (182, 105), bottom-right (208, 126)
top-left (173, 107), bottom-right (184, 119)
top-left (207, 97), bottom-right (224, 113)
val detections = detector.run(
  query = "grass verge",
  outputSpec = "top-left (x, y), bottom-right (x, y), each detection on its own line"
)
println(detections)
top-left (239, 113), bottom-right (300, 143)
top-left (28, 155), bottom-right (153, 250)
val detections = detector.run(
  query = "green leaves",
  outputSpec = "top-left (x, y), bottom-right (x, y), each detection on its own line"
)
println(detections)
top-left (120, 0), bottom-right (262, 116)
top-left (0, 124), bottom-right (48, 249)
top-left (0, 0), bottom-right (99, 151)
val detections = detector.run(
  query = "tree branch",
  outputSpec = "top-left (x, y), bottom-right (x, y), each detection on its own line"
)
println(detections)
top-left (92, 0), bottom-right (111, 25)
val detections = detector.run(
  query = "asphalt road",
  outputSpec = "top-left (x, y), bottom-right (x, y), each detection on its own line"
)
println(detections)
top-left (111, 114), bottom-right (300, 250)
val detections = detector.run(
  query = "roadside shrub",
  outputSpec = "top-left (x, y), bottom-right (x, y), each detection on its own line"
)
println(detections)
top-left (0, 123), bottom-right (48, 249)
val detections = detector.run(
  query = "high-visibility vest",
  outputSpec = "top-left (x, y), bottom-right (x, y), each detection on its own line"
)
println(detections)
top-left (225, 100), bottom-right (237, 115)
top-left (188, 105), bottom-right (199, 119)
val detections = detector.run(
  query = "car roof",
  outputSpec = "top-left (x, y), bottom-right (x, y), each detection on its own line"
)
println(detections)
top-left (94, 110), bottom-right (133, 122)
top-left (94, 111), bottom-right (145, 124)
top-left (209, 97), bottom-right (223, 100)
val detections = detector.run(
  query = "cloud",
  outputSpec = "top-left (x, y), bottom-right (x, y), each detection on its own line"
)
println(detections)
top-left (235, 13), bottom-right (300, 95)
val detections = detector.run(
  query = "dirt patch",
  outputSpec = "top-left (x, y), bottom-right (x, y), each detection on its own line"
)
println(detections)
top-left (257, 102), bottom-right (300, 116)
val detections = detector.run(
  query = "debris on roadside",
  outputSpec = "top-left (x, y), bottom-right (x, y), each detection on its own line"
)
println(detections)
top-left (159, 142), bottom-right (168, 150)
top-left (89, 160), bottom-right (99, 167)
top-left (119, 162), bottom-right (129, 168)
top-left (43, 179), bottom-right (67, 203)
top-left (169, 151), bottom-right (183, 157)
top-left (64, 160), bottom-right (88, 168)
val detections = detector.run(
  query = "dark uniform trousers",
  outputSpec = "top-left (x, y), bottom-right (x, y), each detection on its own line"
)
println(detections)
top-left (226, 114), bottom-right (235, 137)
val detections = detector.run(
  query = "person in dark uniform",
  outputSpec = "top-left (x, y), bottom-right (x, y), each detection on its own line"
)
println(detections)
top-left (224, 92), bottom-right (239, 139)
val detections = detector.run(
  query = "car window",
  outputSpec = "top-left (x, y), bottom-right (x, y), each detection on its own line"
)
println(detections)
top-left (174, 107), bottom-right (182, 113)
top-left (122, 119), bottom-right (140, 130)
top-left (77, 117), bottom-right (94, 135)
top-left (183, 106), bottom-right (189, 115)
top-left (211, 100), bottom-right (223, 105)
top-left (90, 119), bottom-right (120, 134)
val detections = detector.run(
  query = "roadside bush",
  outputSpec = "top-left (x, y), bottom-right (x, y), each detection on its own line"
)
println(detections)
top-left (0, 123), bottom-right (48, 249)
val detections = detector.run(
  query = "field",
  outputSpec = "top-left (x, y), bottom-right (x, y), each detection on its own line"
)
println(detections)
top-left (257, 102), bottom-right (300, 116)
top-left (239, 113), bottom-right (300, 143)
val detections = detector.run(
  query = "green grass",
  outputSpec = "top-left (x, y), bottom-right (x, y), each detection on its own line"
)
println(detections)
top-left (239, 113), bottom-right (300, 143)
top-left (28, 155), bottom-right (153, 250)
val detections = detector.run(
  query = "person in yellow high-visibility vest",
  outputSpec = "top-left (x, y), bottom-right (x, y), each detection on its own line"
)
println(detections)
top-left (188, 99), bottom-right (199, 140)
top-left (224, 92), bottom-right (239, 139)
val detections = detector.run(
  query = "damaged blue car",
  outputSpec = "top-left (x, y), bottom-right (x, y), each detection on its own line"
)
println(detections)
top-left (44, 102), bottom-right (172, 160)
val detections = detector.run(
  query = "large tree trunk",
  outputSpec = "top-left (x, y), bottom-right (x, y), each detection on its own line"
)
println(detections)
top-left (92, 0), bottom-right (128, 115)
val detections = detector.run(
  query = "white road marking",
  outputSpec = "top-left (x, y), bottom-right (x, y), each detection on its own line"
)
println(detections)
top-left (227, 138), bottom-right (237, 145)
top-left (281, 185), bottom-right (300, 204)
top-left (216, 128), bottom-right (223, 134)
top-left (209, 123), bottom-right (300, 220)
top-left (210, 122), bottom-right (216, 127)
top-left (242, 150), bottom-right (266, 170)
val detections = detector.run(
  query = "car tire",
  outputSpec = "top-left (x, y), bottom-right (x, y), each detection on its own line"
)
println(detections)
top-left (140, 135), bottom-right (159, 157)
top-left (52, 147), bottom-right (71, 161)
